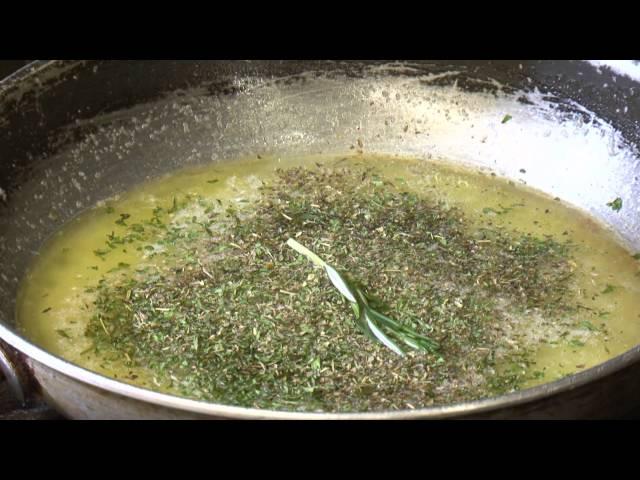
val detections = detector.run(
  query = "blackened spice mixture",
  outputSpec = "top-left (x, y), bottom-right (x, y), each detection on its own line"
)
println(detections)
top-left (85, 165), bottom-right (578, 412)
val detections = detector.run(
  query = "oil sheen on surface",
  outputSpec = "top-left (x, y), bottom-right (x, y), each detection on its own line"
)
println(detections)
top-left (16, 154), bottom-right (640, 410)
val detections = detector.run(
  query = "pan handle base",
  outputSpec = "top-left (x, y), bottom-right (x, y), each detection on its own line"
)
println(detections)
top-left (0, 340), bottom-right (30, 406)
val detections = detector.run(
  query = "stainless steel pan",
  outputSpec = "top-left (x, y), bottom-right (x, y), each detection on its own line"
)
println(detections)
top-left (1, 60), bottom-right (639, 419)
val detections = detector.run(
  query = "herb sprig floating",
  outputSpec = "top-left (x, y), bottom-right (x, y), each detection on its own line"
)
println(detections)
top-left (286, 238), bottom-right (438, 356)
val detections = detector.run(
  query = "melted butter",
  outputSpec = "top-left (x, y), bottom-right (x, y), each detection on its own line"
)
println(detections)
top-left (16, 154), bottom-right (640, 397)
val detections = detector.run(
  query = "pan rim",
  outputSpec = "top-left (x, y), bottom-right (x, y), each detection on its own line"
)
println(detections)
top-left (2, 319), bottom-right (639, 419)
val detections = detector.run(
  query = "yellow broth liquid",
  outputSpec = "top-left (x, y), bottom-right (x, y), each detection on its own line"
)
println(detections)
top-left (16, 154), bottom-right (640, 401)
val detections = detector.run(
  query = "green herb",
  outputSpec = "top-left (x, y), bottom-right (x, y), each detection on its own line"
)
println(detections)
top-left (606, 197), bottom-right (622, 212)
top-left (482, 203), bottom-right (524, 216)
top-left (287, 238), bottom-right (438, 356)
top-left (501, 114), bottom-right (513, 124)
top-left (601, 284), bottom-right (616, 294)
top-left (632, 253), bottom-right (640, 260)
top-left (93, 249), bottom-right (110, 260)
top-left (56, 329), bottom-right (72, 339)
top-left (115, 213), bottom-right (131, 226)
top-left (579, 320), bottom-right (597, 332)
top-left (168, 197), bottom-right (179, 214)
top-left (107, 262), bottom-right (131, 274)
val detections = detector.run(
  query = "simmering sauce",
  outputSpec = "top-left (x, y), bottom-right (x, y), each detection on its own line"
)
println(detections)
top-left (16, 154), bottom-right (640, 412)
